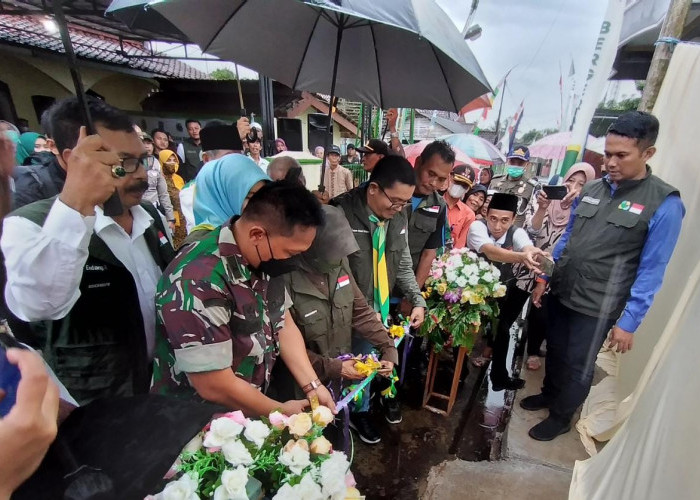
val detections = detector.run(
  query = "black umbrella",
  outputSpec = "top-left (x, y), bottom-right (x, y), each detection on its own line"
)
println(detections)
top-left (106, 0), bottom-right (491, 192)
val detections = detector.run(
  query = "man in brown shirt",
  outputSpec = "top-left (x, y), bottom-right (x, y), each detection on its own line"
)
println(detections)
top-left (324, 145), bottom-right (354, 199)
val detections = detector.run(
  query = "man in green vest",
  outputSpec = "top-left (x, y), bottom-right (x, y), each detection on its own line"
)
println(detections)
top-left (331, 155), bottom-right (426, 435)
top-left (490, 145), bottom-right (539, 227)
top-left (176, 119), bottom-right (203, 183)
top-left (1, 96), bottom-right (175, 405)
top-left (523, 111), bottom-right (685, 441)
top-left (406, 140), bottom-right (454, 288)
top-left (279, 205), bottom-right (398, 444)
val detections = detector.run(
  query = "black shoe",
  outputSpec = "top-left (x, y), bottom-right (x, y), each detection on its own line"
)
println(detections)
top-left (491, 377), bottom-right (526, 391)
top-left (520, 393), bottom-right (551, 411)
top-left (349, 412), bottom-right (381, 444)
top-left (380, 396), bottom-right (403, 424)
top-left (528, 416), bottom-right (571, 441)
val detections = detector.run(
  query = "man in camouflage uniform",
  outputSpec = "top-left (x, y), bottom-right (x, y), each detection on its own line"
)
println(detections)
top-left (152, 182), bottom-right (336, 417)
top-left (490, 145), bottom-right (539, 227)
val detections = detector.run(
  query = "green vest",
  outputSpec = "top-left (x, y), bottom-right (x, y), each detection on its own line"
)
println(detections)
top-left (330, 187), bottom-right (409, 306)
top-left (551, 168), bottom-right (678, 319)
top-left (180, 139), bottom-right (202, 181)
top-left (406, 191), bottom-right (446, 270)
top-left (11, 197), bottom-right (175, 404)
top-left (284, 259), bottom-right (355, 360)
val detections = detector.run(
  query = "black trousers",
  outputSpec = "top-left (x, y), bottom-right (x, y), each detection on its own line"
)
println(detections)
top-left (524, 293), bottom-right (548, 357)
top-left (543, 296), bottom-right (616, 422)
top-left (490, 285), bottom-right (530, 384)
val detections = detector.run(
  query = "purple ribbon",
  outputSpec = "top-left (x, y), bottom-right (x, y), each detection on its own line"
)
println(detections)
top-left (398, 330), bottom-right (415, 385)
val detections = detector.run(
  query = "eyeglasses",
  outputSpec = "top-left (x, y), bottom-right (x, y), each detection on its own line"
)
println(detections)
top-left (117, 155), bottom-right (152, 174)
top-left (377, 184), bottom-right (410, 209)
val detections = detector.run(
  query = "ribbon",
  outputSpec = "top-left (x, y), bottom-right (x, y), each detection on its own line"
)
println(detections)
top-left (380, 369), bottom-right (399, 398)
top-left (335, 372), bottom-right (377, 412)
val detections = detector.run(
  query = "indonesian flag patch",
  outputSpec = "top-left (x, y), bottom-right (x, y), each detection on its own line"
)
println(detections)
top-left (423, 205), bottom-right (441, 213)
top-left (158, 231), bottom-right (168, 245)
top-left (337, 275), bottom-right (350, 289)
top-left (629, 203), bottom-right (645, 215)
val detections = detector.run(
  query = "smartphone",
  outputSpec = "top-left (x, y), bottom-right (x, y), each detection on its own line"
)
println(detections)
top-left (0, 328), bottom-right (25, 417)
top-left (542, 185), bottom-right (568, 200)
top-left (536, 254), bottom-right (555, 276)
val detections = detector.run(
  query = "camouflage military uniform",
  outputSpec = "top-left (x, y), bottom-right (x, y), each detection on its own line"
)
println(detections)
top-left (489, 171), bottom-right (539, 227)
top-left (152, 221), bottom-right (290, 400)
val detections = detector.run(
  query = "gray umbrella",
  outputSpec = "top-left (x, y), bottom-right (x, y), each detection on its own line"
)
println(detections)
top-left (107, 0), bottom-right (490, 188)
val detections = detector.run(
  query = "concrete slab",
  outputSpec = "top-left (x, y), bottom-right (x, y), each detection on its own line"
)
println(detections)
top-left (506, 359), bottom-right (589, 470)
top-left (422, 459), bottom-right (572, 500)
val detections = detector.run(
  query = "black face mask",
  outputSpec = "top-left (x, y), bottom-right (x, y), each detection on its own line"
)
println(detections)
top-left (255, 233), bottom-right (300, 277)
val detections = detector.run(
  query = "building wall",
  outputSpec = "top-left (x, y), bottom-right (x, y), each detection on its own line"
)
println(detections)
top-left (0, 50), bottom-right (156, 131)
top-left (296, 108), bottom-right (344, 154)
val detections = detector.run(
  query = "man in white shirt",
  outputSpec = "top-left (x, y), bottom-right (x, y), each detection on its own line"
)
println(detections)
top-left (248, 137), bottom-right (269, 173)
top-left (1, 97), bottom-right (175, 405)
top-left (467, 193), bottom-right (546, 391)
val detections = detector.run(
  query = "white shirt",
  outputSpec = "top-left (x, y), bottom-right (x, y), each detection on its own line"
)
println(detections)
top-left (252, 156), bottom-right (269, 173)
top-left (467, 220), bottom-right (533, 253)
top-left (2, 199), bottom-right (164, 358)
top-left (180, 182), bottom-right (195, 234)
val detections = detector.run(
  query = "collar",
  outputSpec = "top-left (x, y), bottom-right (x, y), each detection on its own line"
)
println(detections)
top-left (218, 217), bottom-right (248, 262)
top-left (94, 204), bottom-right (153, 237)
top-left (603, 165), bottom-right (652, 192)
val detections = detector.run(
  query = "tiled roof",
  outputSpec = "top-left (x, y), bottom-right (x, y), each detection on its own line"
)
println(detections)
top-left (0, 14), bottom-right (207, 80)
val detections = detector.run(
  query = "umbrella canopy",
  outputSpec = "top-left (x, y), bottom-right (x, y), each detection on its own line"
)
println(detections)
top-left (107, 0), bottom-right (490, 112)
top-left (529, 131), bottom-right (598, 160)
top-left (105, 0), bottom-right (187, 40)
top-left (404, 140), bottom-right (478, 169)
top-left (439, 133), bottom-right (506, 165)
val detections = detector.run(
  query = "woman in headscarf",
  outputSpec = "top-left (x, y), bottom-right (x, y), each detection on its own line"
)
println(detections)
top-left (518, 162), bottom-right (596, 370)
top-left (186, 154), bottom-right (269, 243)
top-left (464, 184), bottom-right (488, 215)
top-left (479, 167), bottom-right (493, 188)
top-left (159, 150), bottom-right (186, 248)
top-left (274, 138), bottom-right (287, 154)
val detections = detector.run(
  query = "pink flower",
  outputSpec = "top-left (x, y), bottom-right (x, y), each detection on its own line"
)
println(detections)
top-left (345, 472), bottom-right (357, 488)
top-left (268, 411), bottom-right (288, 430)
top-left (223, 410), bottom-right (247, 426)
top-left (430, 268), bottom-right (443, 280)
top-left (163, 458), bottom-right (181, 480)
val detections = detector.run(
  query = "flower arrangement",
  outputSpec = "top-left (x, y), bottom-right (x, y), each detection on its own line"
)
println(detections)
top-left (148, 407), bottom-right (362, 500)
top-left (418, 247), bottom-right (506, 352)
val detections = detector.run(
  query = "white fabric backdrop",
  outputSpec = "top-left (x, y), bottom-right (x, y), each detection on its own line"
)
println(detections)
top-left (570, 42), bottom-right (700, 499)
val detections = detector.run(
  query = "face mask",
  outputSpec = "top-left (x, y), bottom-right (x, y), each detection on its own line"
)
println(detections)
top-left (448, 184), bottom-right (467, 199)
top-left (507, 166), bottom-right (525, 178)
top-left (255, 233), bottom-right (300, 277)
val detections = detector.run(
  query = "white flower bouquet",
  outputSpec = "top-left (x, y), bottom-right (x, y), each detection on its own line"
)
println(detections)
top-left (418, 247), bottom-right (506, 352)
top-left (148, 406), bottom-right (362, 500)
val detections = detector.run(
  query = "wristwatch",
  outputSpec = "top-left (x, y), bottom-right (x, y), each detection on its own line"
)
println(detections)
top-left (301, 378), bottom-right (322, 394)
top-left (390, 131), bottom-right (399, 139)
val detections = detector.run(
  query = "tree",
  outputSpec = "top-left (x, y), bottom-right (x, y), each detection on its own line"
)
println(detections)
top-left (210, 68), bottom-right (236, 80)
top-left (518, 127), bottom-right (558, 145)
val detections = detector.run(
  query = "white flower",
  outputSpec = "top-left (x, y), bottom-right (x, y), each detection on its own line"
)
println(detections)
top-left (445, 269), bottom-right (458, 283)
top-left (182, 433), bottom-right (203, 454)
top-left (481, 272), bottom-right (494, 283)
top-left (243, 420), bottom-right (271, 448)
top-left (467, 275), bottom-right (479, 286)
top-left (312, 405), bottom-right (335, 427)
top-left (221, 439), bottom-right (254, 467)
top-left (446, 255), bottom-right (462, 269)
top-left (213, 466), bottom-right (250, 500)
top-left (279, 440), bottom-right (312, 475)
top-left (272, 483), bottom-right (301, 500)
top-left (455, 275), bottom-right (467, 288)
top-left (319, 452), bottom-right (350, 499)
top-left (491, 266), bottom-right (501, 279)
top-left (294, 474), bottom-right (324, 500)
top-left (203, 417), bottom-right (244, 448)
top-left (155, 472), bottom-right (199, 500)
top-left (465, 264), bottom-right (479, 276)
top-left (478, 261), bottom-right (490, 270)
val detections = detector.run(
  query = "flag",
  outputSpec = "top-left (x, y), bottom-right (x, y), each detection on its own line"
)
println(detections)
top-left (459, 69), bottom-right (511, 115)
top-left (508, 100), bottom-right (525, 154)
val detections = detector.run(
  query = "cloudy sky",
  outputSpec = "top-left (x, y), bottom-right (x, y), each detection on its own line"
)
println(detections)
top-left (436, 0), bottom-right (638, 133)
top-left (159, 0), bottom-right (640, 133)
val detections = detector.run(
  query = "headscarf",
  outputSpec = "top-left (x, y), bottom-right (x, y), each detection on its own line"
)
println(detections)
top-left (193, 153), bottom-right (269, 227)
top-left (480, 167), bottom-right (493, 187)
top-left (17, 132), bottom-right (42, 165)
top-left (275, 138), bottom-right (287, 151)
top-left (158, 149), bottom-right (184, 190)
top-left (301, 205), bottom-right (359, 273)
top-left (547, 162), bottom-right (596, 227)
